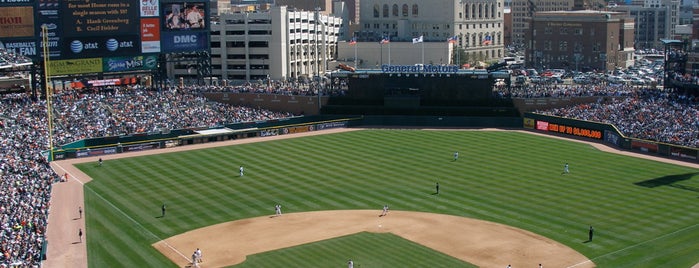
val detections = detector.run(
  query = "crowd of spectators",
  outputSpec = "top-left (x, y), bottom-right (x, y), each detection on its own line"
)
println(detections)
top-left (188, 78), bottom-right (348, 97)
top-left (51, 86), bottom-right (295, 145)
top-left (499, 82), bottom-right (638, 98)
top-left (0, 85), bottom-right (297, 267)
top-left (536, 88), bottom-right (699, 148)
top-left (0, 93), bottom-right (54, 267)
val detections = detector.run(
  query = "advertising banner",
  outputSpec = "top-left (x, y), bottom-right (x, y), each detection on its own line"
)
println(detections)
top-left (315, 121), bottom-right (348, 130)
top-left (546, 122), bottom-right (602, 139)
top-left (670, 147), bottom-right (698, 160)
top-left (604, 130), bottom-right (621, 147)
top-left (631, 140), bottom-right (658, 153)
top-left (161, 31), bottom-right (208, 53)
top-left (48, 58), bottom-right (102, 76)
top-left (62, 35), bottom-right (140, 59)
top-left (282, 126), bottom-right (311, 135)
top-left (140, 18), bottom-right (160, 53)
top-left (36, 0), bottom-right (61, 59)
top-left (536, 121), bottom-right (549, 131)
top-left (140, 0), bottom-right (159, 17)
top-left (0, 6), bottom-right (34, 38)
top-left (102, 54), bottom-right (158, 72)
top-left (122, 142), bottom-right (160, 152)
top-left (0, 39), bottom-right (37, 57)
top-left (75, 147), bottom-right (117, 158)
top-left (0, 0), bottom-right (34, 3)
top-left (523, 118), bottom-right (535, 129)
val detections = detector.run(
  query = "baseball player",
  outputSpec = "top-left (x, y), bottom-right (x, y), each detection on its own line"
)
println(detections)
top-left (453, 151), bottom-right (459, 161)
top-left (192, 251), bottom-right (200, 268)
top-left (196, 248), bottom-right (202, 263)
top-left (239, 166), bottom-right (244, 177)
top-left (275, 204), bottom-right (282, 216)
top-left (563, 163), bottom-right (569, 174)
top-left (380, 204), bottom-right (389, 216)
top-left (348, 259), bottom-right (354, 268)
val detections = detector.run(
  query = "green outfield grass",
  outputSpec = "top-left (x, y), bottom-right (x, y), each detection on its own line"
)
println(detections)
top-left (76, 130), bottom-right (699, 267)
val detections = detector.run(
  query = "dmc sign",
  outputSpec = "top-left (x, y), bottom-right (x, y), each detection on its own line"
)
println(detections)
top-left (161, 31), bottom-right (208, 53)
top-left (174, 35), bottom-right (197, 43)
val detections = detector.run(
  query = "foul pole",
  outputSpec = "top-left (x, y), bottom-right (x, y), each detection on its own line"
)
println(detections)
top-left (41, 25), bottom-right (54, 161)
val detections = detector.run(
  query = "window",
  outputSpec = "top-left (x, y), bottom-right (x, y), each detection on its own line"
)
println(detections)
top-left (392, 4), bottom-right (399, 16)
top-left (383, 4), bottom-right (389, 17)
top-left (402, 4), bottom-right (409, 17)
top-left (472, 4), bottom-right (476, 18)
top-left (465, 5), bottom-right (469, 19)
top-left (373, 4), bottom-right (380, 17)
top-left (574, 28), bottom-right (583, 35)
top-left (559, 41), bottom-right (567, 51)
top-left (544, 27), bottom-right (552, 34)
top-left (592, 43), bottom-right (600, 52)
top-left (479, 4), bottom-right (483, 18)
top-left (559, 28), bottom-right (568, 34)
top-left (544, 40), bottom-right (552, 50)
top-left (574, 42), bottom-right (583, 52)
top-left (412, 4), bottom-right (418, 16)
top-left (492, 4), bottom-right (496, 18)
top-left (485, 4), bottom-right (489, 18)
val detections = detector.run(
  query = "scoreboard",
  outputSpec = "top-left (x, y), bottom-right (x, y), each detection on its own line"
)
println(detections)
top-left (0, 0), bottom-right (210, 75)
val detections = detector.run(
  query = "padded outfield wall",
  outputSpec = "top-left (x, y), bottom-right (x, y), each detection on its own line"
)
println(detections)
top-left (48, 113), bottom-right (697, 165)
top-left (524, 113), bottom-right (699, 164)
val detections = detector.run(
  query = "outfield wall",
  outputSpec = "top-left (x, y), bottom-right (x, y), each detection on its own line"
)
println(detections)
top-left (48, 116), bottom-right (358, 161)
top-left (48, 113), bottom-right (698, 164)
top-left (524, 113), bottom-right (699, 164)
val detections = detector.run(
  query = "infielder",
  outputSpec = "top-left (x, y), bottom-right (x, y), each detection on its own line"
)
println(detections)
top-left (380, 204), bottom-right (389, 216)
top-left (275, 204), bottom-right (282, 216)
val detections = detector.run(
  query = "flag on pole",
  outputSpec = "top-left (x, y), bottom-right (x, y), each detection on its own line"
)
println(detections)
top-left (380, 36), bottom-right (390, 44)
top-left (412, 35), bottom-right (424, 44)
top-left (349, 37), bottom-right (357, 45)
top-left (447, 35), bottom-right (458, 44)
top-left (482, 35), bottom-right (492, 45)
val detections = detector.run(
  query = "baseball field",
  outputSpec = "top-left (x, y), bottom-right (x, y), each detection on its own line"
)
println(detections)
top-left (56, 129), bottom-right (699, 267)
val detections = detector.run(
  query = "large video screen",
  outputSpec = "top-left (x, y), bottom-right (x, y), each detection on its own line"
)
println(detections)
top-left (159, 1), bottom-right (209, 53)
top-left (162, 2), bottom-right (206, 30)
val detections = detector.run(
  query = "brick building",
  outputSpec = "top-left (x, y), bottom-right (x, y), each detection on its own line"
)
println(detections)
top-left (526, 10), bottom-right (635, 71)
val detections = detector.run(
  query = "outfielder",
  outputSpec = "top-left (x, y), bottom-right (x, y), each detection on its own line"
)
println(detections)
top-left (239, 166), bottom-right (244, 177)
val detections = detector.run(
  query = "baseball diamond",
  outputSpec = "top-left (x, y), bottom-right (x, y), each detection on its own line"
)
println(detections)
top-left (46, 128), bottom-right (699, 268)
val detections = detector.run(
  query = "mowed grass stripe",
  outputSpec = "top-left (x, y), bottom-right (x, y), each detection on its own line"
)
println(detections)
top-left (78, 130), bottom-right (699, 267)
top-left (85, 186), bottom-right (173, 267)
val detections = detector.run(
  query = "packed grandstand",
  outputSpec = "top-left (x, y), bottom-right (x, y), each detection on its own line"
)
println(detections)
top-left (0, 48), bottom-right (697, 266)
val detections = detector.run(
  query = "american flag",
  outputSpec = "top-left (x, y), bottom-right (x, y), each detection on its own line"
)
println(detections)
top-left (482, 35), bottom-right (492, 45)
top-left (380, 36), bottom-right (390, 44)
top-left (447, 36), bottom-right (458, 44)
